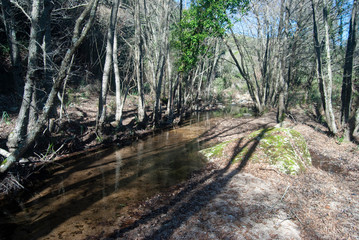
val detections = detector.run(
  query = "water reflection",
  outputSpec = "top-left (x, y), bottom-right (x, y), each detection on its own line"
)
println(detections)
top-left (1, 112), bottom-right (221, 240)
top-left (115, 151), bottom-right (122, 191)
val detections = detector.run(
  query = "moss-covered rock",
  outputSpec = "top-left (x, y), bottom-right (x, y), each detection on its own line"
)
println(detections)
top-left (200, 140), bottom-right (233, 160)
top-left (200, 127), bottom-right (311, 175)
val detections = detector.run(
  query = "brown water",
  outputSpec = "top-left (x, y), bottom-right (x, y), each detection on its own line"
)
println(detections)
top-left (0, 112), bottom-right (219, 240)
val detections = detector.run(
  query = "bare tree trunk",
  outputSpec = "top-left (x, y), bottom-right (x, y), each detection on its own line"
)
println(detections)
top-left (311, 0), bottom-right (326, 110)
top-left (96, 0), bottom-right (120, 132)
top-left (353, 108), bottom-right (359, 142)
top-left (166, 51), bottom-right (173, 117)
top-left (27, 84), bottom-right (38, 133)
top-left (311, 0), bottom-right (337, 134)
top-left (154, 57), bottom-right (166, 125)
top-left (153, 0), bottom-right (170, 125)
top-left (207, 39), bottom-right (220, 99)
top-left (341, 0), bottom-right (357, 140)
top-left (322, 0), bottom-right (337, 134)
top-left (276, 0), bottom-right (287, 124)
top-left (41, 0), bottom-right (53, 85)
top-left (113, 24), bottom-right (122, 123)
top-left (1, 0), bottom-right (23, 95)
top-left (59, 55), bottom-right (75, 121)
top-left (277, 69), bottom-right (286, 123)
top-left (134, 0), bottom-right (146, 124)
top-left (1, 0), bottom-right (99, 173)
top-left (113, 21), bottom-right (130, 125)
top-left (225, 39), bottom-right (264, 112)
top-left (7, 0), bottom-right (42, 151)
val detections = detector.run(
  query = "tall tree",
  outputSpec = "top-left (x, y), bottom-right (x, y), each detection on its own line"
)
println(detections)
top-left (341, 0), bottom-right (357, 140)
top-left (311, 0), bottom-right (338, 134)
top-left (173, 0), bottom-right (249, 117)
top-left (7, 0), bottom-right (42, 151)
top-left (134, 0), bottom-right (146, 125)
top-left (96, 0), bottom-right (121, 133)
top-left (145, 0), bottom-right (172, 125)
top-left (113, 21), bottom-right (132, 125)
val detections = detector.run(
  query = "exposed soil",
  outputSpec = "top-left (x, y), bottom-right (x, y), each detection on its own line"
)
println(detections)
top-left (1, 93), bottom-right (359, 239)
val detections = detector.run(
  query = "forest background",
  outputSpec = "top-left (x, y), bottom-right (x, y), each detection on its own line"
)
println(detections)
top-left (0, 0), bottom-right (358, 177)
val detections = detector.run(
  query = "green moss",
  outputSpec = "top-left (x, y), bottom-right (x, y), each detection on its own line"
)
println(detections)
top-left (200, 140), bottom-right (233, 159)
top-left (1, 158), bottom-right (7, 166)
top-left (201, 127), bottom-right (311, 175)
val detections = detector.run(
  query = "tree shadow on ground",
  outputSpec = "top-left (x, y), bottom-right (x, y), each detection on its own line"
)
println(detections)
top-left (297, 106), bottom-right (333, 136)
top-left (107, 127), bottom-right (270, 239)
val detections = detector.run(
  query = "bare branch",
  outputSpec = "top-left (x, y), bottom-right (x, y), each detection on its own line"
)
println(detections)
top-left (10, 0), bottom-right (31, 21)
top-left (53, 3), bottom-right (88, 12)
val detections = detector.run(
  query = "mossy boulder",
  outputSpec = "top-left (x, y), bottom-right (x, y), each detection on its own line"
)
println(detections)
top-left (200, 127), bottom-right (311, 175)
top-left (200, 140), bottom-right (232, 160)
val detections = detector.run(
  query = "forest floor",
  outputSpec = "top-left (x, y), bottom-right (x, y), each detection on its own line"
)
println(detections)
top-left (1, 92), bottom-right (359, 239)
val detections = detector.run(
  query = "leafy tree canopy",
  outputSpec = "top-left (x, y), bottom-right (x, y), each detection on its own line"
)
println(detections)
top-left (173, 0), bottom-right (249, 72)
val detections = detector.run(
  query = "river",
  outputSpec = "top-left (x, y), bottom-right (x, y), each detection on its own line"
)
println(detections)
top-left (0, 111), bottom-right (223, 240)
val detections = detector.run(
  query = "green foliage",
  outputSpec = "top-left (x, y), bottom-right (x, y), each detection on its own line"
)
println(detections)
top-left (81, 92), bottom-right (89, 99)
top-left (213, 77), bottom-right (227, 92)
top-left (1, 158), bottom-right (7, 167)
top-left (336, 135), bottom-right (344, 144)
top-left (234, 107), bottom-right (251, 118)
top-left (173, 0), bottom-right (249, 73)
top-left (96, 135), bottom-right (103, 143)
top-left (0, 44), bottom-right (10, 55)
top-left (44, 143), bottom-right (55, 158)
top-left (1, 111), bottom-right (11, 125)
top-left (200, 140), bottom-right (232, 159)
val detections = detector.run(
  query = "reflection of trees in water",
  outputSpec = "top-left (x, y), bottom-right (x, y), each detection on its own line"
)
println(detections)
top-left (115, 151), bottom-right (122, 191)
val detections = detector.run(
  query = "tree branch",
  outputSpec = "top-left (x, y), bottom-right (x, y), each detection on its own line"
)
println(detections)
top-left (10, 0), bottom-right (31, 21)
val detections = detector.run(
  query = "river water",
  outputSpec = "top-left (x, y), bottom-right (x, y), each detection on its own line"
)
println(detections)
top-left (0, 111), bottom-right (223, 240)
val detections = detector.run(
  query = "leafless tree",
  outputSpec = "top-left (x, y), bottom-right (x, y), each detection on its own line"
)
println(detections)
top-left (1, 0), bottom-right (99, 173)
top-left (96, 0), bottom-right (120, 133)
top-left (341, 0), bottom-right (357, 140)
top-left (311, 0), bottom-right (337, 134)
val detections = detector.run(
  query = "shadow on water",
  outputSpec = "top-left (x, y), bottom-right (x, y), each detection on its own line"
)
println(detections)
top-left (108, 127), bottom-right (270, 239)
